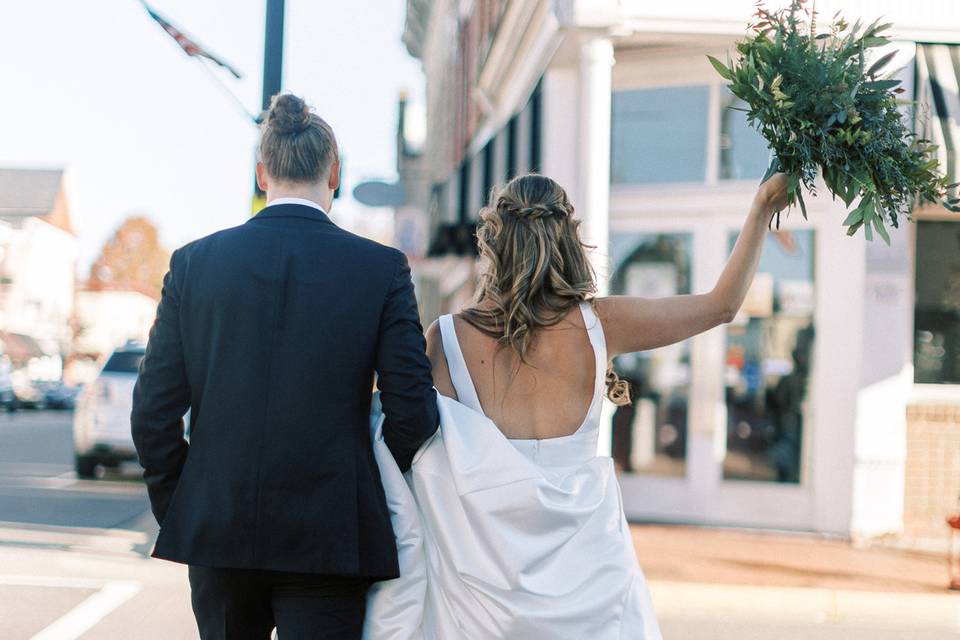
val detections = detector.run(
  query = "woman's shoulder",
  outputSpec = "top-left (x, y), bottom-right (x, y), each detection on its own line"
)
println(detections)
top-left (425, 319), bottom-right (444, 359)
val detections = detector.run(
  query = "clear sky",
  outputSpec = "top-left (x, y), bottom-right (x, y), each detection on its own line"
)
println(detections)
top-left (0, 0), bottom-right (423, 273)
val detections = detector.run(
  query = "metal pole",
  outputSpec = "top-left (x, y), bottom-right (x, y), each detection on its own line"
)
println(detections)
top-left (253, 0), bottom-right (285, 212)
top-left (261, 0), bottom-right (285, 112)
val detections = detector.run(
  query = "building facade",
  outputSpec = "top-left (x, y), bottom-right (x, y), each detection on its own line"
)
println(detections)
top-left (0, 168), bottom-right (78, 381)
top-left (402, 0), bottom-right (960, 547)
top-left (73, 288), bottom-right (157, 356)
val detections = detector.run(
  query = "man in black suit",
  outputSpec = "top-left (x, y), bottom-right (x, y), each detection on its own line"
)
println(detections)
top-left (131, 94), bottom-right (438, 639)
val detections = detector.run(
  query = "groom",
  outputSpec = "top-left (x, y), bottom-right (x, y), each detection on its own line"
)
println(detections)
top-left (131, 93), bottom-right (438, 639)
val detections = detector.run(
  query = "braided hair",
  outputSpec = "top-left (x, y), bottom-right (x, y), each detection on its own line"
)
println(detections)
top-left (461, 174), bottom-right (631, 405)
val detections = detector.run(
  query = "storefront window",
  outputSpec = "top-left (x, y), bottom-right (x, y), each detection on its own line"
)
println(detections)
top-left (611, 86), bottom-right (709, 185)
top-left (723, 230), bottom-right (815, 483)
top-left (915, 221), bottom-right (960, 384)
top-left (609, 233), bottom-right (693, 476)
top-left (719, 90), bottom-right (770, 180)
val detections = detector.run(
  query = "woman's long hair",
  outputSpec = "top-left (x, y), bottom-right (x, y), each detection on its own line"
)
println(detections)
top-left (461, 174), bottom-right (630, 405)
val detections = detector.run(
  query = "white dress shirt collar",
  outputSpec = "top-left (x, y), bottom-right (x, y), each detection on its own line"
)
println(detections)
top-left (267, 197), bottom-right (328, 215)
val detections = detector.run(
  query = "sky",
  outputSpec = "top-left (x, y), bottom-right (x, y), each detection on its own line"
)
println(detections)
top-left (0, 0), bottom-right (424, 273)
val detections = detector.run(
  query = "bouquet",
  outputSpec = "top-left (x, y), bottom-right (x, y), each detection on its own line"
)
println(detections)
top-left (708, 0), bottom-right (959, 242)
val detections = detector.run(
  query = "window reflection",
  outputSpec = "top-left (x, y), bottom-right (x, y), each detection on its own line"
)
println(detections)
top-left (723, 230), bottom-right (815, 483)
top-left (609, 233), bottom-right (692, 476)
top-left (611, 86), bottom-right (709, 185)
top-left (719, 90), bottom-right (771, 181)
top-left (914, 221), bottom-right (960, 384)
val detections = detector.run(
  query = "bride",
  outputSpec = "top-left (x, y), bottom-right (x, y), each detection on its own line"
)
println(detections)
top-left (365, 172), bottom-right (789, 639)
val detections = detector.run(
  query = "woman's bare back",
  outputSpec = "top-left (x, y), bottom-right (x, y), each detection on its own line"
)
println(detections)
top-left (426, 305), bottom-right (598, 440)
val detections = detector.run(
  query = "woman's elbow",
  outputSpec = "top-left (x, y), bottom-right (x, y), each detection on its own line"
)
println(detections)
top-left (718, 304), bottom-right (739, 325)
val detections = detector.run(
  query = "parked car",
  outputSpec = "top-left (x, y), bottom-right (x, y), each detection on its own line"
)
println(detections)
top-left (11, 371), bottom-right (44, 409)
top-left (73, 343), bottom-right (145, 478)
top-left (0, 358), bottom-right (15, 412)
top-left (40, 381), bottom-right (81, 410)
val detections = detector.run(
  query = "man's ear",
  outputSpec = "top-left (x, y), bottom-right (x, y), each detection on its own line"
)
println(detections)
top-left (255, 162), bottom-right (269, 192)
top-left (328, 159), bottom-right (340, 192)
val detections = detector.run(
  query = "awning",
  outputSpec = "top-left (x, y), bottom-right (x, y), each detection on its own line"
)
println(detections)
top-left (0, 331), bottom-right (45, 364)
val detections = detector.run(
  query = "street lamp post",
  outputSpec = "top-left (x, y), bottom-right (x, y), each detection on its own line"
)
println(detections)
top-left (261, 0), bottom-right (285, 113)
top-left (253, 0), bottom-right (285, 212)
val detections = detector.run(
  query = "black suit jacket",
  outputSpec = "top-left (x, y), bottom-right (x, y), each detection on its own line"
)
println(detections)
top-left (131, 203), bottom-right (438, 579)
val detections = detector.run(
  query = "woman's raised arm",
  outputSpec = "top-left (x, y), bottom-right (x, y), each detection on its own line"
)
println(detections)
top-left (596, 173), bottom-right (790, 357)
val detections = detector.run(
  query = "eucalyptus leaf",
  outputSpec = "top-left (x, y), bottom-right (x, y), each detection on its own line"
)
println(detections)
top-left (866, 50), bottom-right (897, 76)
top-left (706, 55), bottom-right (734, 80)
top-left (863, 79), bottom-right (901, 90)
top-left (842, 208), bottom-right (863, 226)
top-left (872, 213), bottom-right (891, 245)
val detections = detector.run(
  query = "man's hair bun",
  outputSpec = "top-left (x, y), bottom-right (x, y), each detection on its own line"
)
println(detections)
top-left (259, 93), bottom-right (338, 183)
top-left (266, 93), bottom-right (311, 135)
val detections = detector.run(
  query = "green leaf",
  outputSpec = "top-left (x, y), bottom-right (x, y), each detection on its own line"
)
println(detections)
top-left (796, 188), bottom-right (808, 220)
top-left (867, 51), bottom-right (897, 76)
top-left (847, 220), bottom-right (864, 236)
top-left (760, 156), bottom-right (781, 184)
top-left (862, 36), bottom-right (889, 48)
top-left (842, 208), bottom-right (863, 226)
top-left (707, 55), bottom-right (734, 80)
top-left (863, 79), bottom-right (902, 91)
top-left (872, 214), bottom-right (891, 245)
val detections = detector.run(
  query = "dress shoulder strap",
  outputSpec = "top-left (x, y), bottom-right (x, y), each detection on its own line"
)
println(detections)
top-left (578, 301), bottom-right (608, 421)
top-left (438, 314), bottom-right (484, 414)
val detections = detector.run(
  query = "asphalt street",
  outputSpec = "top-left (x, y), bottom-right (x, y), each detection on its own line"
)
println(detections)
top-left (0, 411), bottom-right (956, 639)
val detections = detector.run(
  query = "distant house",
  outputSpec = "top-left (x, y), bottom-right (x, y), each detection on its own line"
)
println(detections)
top-left (0, 168), bottom-right (78, 380)
top-left (74, 285), bottom-right (158, 357)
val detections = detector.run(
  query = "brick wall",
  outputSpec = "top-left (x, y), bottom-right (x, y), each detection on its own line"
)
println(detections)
top-left (904, 403), bottom-right (960, 549)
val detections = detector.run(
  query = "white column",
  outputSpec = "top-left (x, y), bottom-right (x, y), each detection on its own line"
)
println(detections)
top-left (541, 67), bottom-right (579, 200)
top-left (577, 37), bottom-right (614, 296)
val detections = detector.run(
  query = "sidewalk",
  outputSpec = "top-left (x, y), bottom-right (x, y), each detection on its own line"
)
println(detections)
top-left (631, 524), bottom-right (948, 593)
top-left (632, 524), bottom-right (960, 634)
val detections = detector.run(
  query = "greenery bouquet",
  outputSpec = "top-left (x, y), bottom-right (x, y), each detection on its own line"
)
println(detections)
top-left (708, 0), bottom-right (958, 242)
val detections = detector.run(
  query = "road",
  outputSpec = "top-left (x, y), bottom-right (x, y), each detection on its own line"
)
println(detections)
top-left (0, 411), bottom-right (956, 639)
top-left (0, 410), bottom-right (195, 639)
top-left (0, 410), bottom-right (150, 531)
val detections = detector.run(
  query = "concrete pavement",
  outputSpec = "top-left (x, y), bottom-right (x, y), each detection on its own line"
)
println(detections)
top-left (632, 523), bottom-right (950, 593)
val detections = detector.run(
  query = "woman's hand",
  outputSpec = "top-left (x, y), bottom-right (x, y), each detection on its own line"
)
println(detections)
top-left (756, 173), bottom-right (791, 214)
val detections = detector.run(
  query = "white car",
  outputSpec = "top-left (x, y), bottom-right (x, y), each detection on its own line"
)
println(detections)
top-left (73, 342), bottom-right (145, 478)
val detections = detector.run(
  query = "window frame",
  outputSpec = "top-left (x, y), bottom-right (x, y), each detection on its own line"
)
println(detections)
top-left (610, 48), bottom-right (774, 190)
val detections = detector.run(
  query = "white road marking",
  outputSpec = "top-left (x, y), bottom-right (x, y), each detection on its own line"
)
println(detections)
top-left (0, 575), bottom-right (105, 589)
top-left (25, 578), bottom-right (142, 640)
top-left (0, 523), bottom-right (147, 554)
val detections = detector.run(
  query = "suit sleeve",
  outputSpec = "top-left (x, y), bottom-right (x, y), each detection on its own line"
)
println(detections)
top-left (375, 253), bottom-right (439, 472)
top-left (131, 250), bottom-right (192, 525)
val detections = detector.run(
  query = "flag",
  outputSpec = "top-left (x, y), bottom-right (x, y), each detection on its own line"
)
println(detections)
top-left (141, 1), bottom-right (243, 79)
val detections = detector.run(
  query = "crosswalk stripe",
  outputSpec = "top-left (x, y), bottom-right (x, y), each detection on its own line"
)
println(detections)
top-left (29, 579), bottom-right (142, 640)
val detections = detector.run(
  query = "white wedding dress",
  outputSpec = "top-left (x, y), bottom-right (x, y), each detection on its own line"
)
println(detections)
top-left (364, 303), bottom-right (662, 639)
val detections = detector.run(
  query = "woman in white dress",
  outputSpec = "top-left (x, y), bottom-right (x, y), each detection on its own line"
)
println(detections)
top-left (365, 172), bottom-right (789, 639)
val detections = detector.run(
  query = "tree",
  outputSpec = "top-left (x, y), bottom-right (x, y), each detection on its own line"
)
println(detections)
top-left (87, 216), bottom-right (169, 298)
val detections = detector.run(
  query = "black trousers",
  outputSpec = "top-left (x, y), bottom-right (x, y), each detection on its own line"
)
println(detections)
top-left (188, 566), bottom-right (373, 640)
